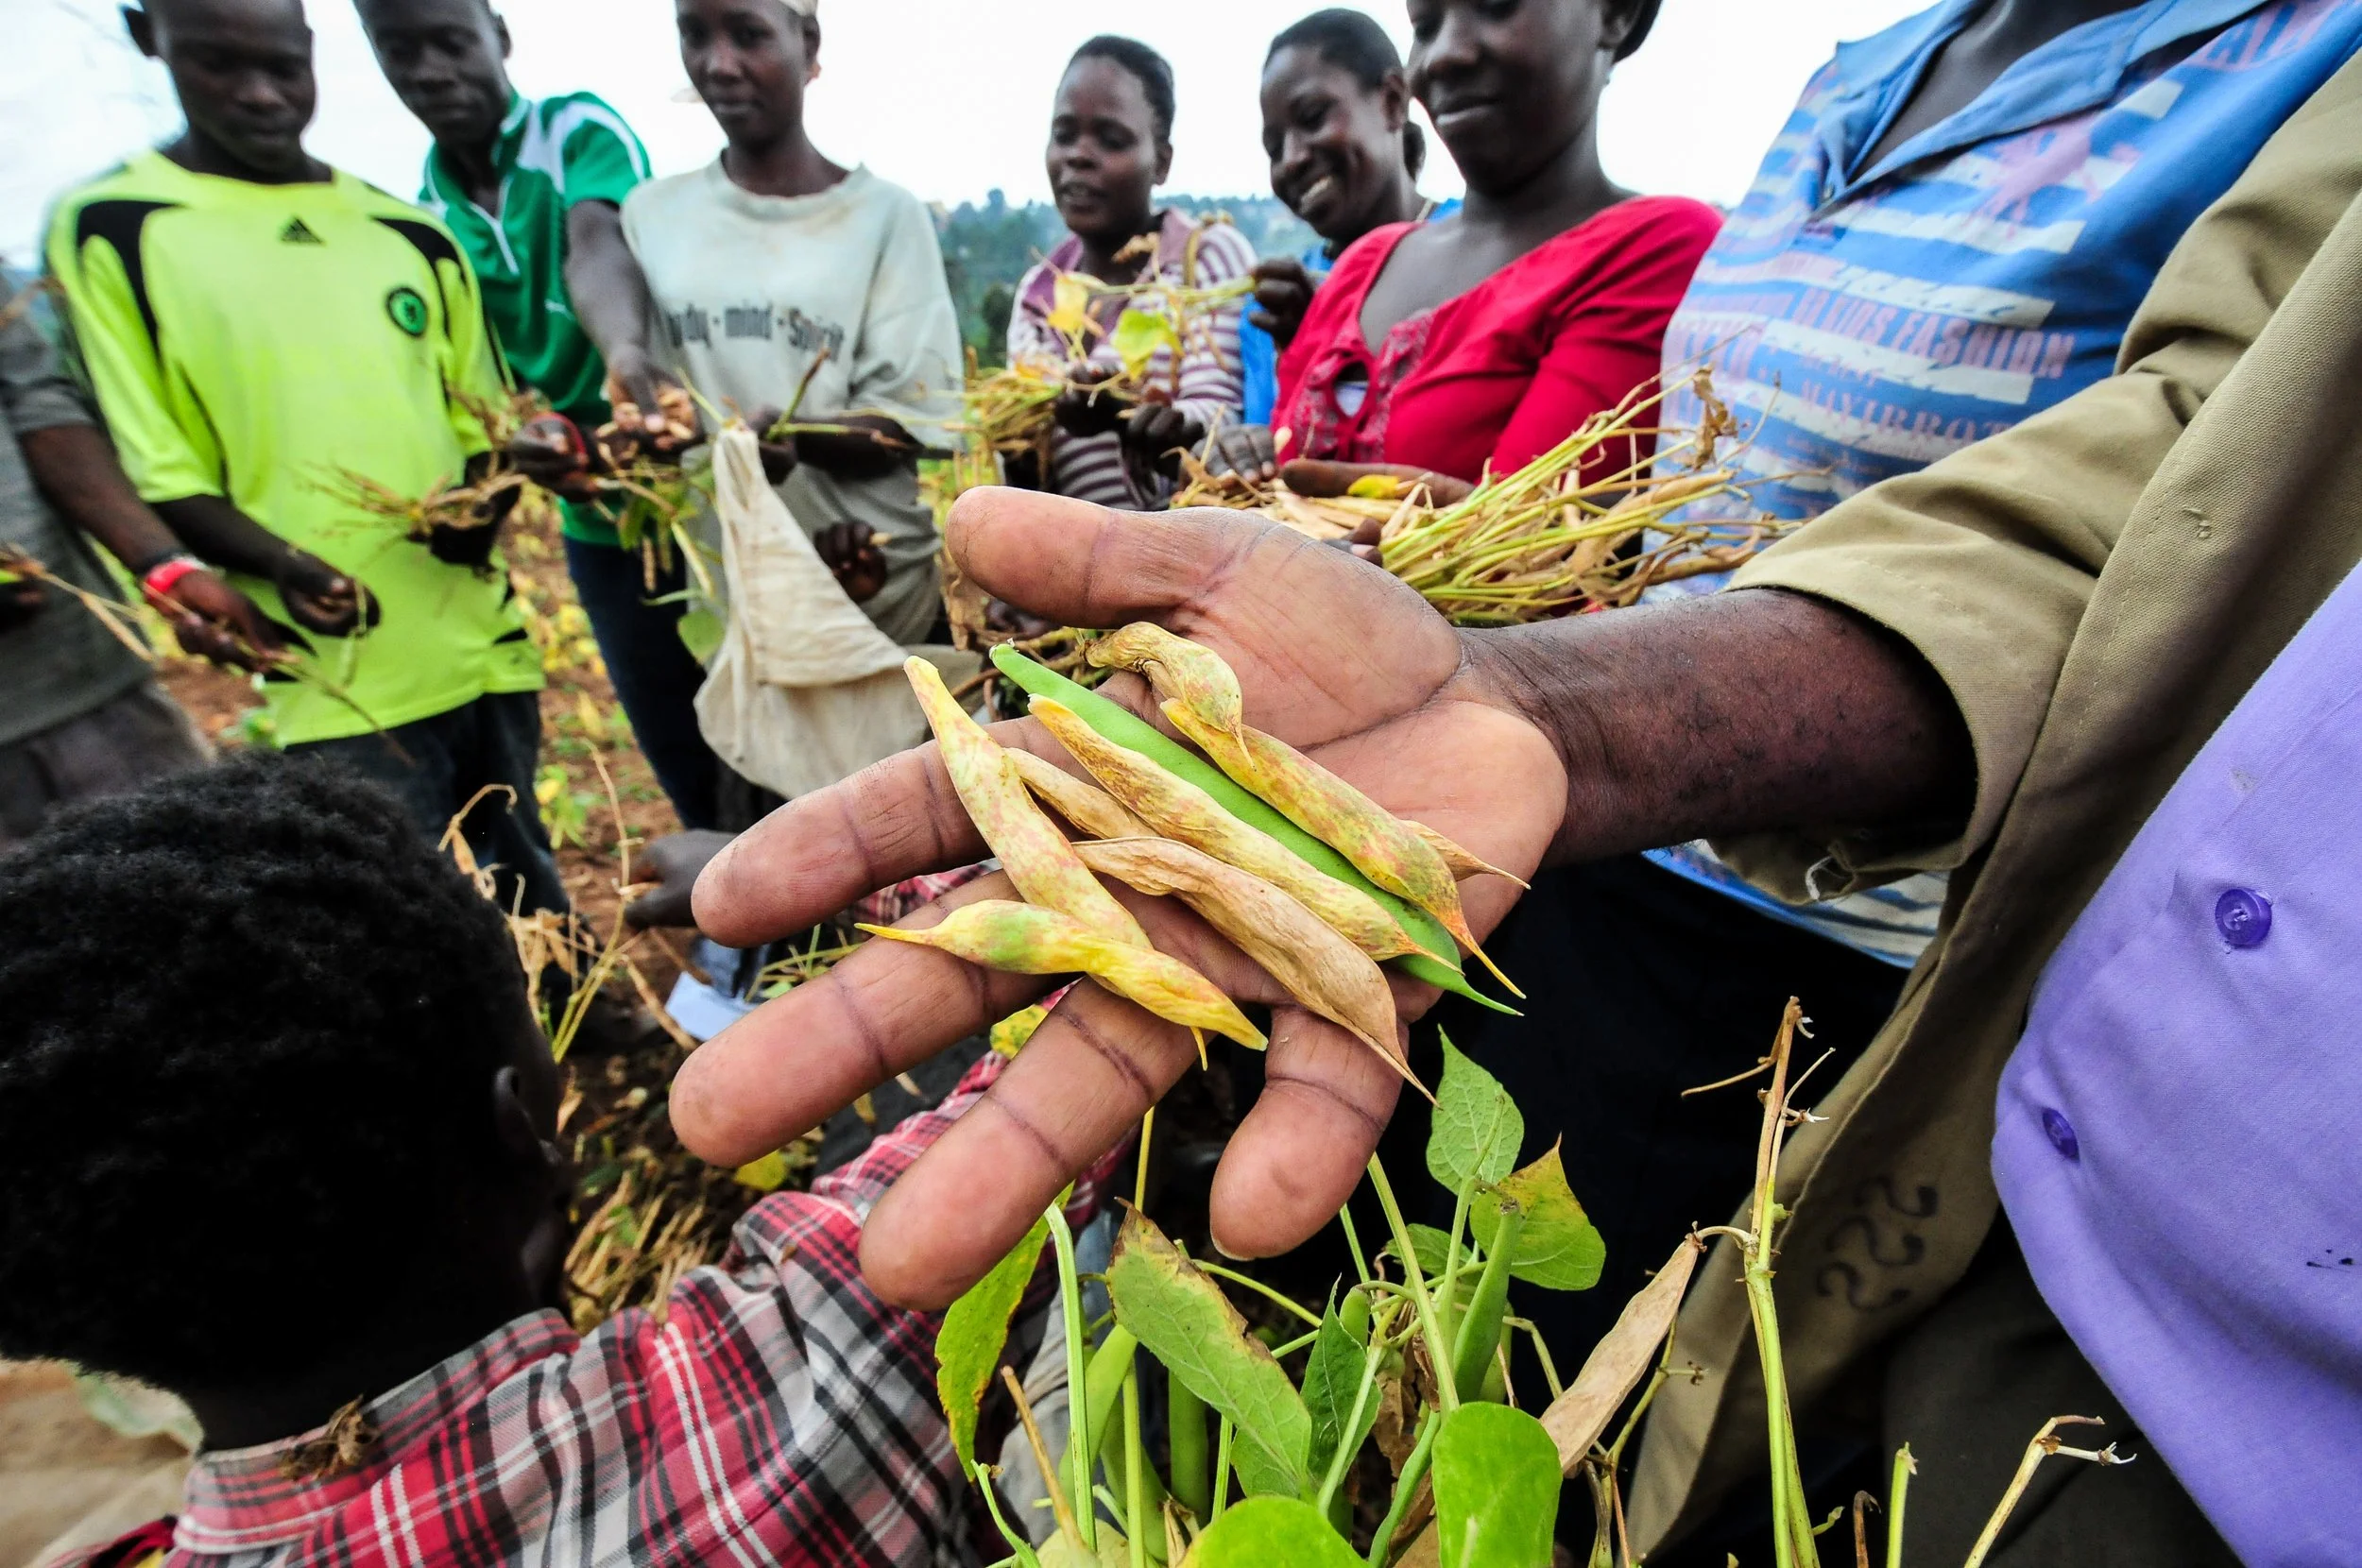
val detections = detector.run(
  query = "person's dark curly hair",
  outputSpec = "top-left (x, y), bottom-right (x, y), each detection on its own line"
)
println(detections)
top-left (0, 755), bottom-right (533, 1389)
top-left (1267, 9), bottom-right (1429, 179)
top-left (1070, 34), bottom-right (1178, 145)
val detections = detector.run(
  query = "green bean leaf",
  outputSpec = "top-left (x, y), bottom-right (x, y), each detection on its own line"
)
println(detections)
top-left (1104, 1208), bottom-right (1311, 1498)
top-left (1110, 308), bottom-right (1181, 377)
top-left (935, 1215), bottom-right (1050, 1472)
top-left (1301, 1305), bottom-right (1380, 1487)
top-left (1184, 1496), bottom-right (1362, 1566)
top-left (1428, 1033), bottom-right (1524, 1196)
top-left (1431, 1404), bottom-right (1561, 1568)
top-left (1468, 1143), bottom-right (1606, 1292)
top-left (1381, 1222), bottom-right (1456, 1281)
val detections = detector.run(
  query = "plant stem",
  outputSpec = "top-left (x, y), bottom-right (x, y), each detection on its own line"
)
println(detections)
top-left (1134, 1107), bottom-right (1155, 1209)
top-left (971, 1462), bottom-right (1047, 1568)
top-left (1316, 1338), bottom-right (1388, 1518)
top-left (1044, 1203), bottom-right (1098, 1551)
top-left (1339, 1204), bottom-right (1374, 1285)
top-left (1001, 1367), bottom-right (1084, 1552)
top-left (1741, 1002), bottom-right (1817, 1568)
top-left (1506, 1317), bottom-right (1565, 1402)
top-left (1123, 1364), bottom-right (1149, 1568)
top-left (1887, 1446), bottom-right (1913, 1568)
top-left (1962, 1420), bottom-right (2115, 1568)
top-left (1193, 1258), bottom-right (1323, 1327)
top-left (1211, 1417), bottom-right (1234, 1519)
top-left (1366, 1156), bottom-right (1460, 1414)
top-left (1363, 1408), bottom-right (1442, 1567)
top-left (1438, 1174), bottom-right (1476, 1328)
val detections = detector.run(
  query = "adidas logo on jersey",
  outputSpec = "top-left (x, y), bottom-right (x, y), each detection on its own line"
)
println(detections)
top-left (281, 218), bottom-right (323, 245)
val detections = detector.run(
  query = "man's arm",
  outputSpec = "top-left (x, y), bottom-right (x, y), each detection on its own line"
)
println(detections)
top-left (671, 494), bottom-right (1966, 1307)
top-left (670, 60), bottom-right (2362, 1310)
top-left (19, 423), bottom-right (282, 665)
top-left (563, 200), bottom-right (672, 428)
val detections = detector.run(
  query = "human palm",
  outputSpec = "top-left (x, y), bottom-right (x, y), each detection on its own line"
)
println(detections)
top-left (676, 489), bottom-right (1567, 1307)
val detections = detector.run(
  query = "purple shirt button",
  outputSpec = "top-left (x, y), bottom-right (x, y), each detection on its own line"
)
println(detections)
top-left (2041, 1108), bottom-right (2080, 1162)
top-left (2215, 887), bottom-right (2273, 947)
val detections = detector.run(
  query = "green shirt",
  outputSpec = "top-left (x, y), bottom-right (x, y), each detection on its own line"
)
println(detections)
top-left (46, 152), bottom-right (541, 746)
top-left (422, 93), bottom-right (649, 546)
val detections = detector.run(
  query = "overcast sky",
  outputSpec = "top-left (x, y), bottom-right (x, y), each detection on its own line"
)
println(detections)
top-left (6, 0), bottom-right (1926, 265)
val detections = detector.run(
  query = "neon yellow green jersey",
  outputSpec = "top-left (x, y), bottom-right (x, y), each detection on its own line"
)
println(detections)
top-left (45, 153), bottom-right (542, 745)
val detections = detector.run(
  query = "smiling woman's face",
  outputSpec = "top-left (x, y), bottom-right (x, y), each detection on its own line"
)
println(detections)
top-left (1259, 44), bottom-right (1410, 245)
top-left (677, 0), bottom-right (813, 150)
top-left (1406, 0), bottom-right (1618, 196)
top-left (1046, 55), bottom-right (1169, 251)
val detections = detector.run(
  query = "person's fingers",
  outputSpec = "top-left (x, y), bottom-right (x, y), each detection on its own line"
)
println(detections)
top-left (1208, 1002), bottom-right (1406, 1259)
top-left (852, 891), bottom-right (1318, 1306)
top-left (693, 738), bottom-right (995, 946)
top-left (671, 873), bottom-right (1052, 1166)
top-left (947, 489), bottom-right (1266, 629)
top-left (859, 979), bottom-right (1205, 1305)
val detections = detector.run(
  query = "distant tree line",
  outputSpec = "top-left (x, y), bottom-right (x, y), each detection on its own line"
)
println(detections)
top-left (936, 190), bottom-right (1317, 367)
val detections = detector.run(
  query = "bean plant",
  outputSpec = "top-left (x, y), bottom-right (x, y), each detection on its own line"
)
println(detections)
top-left (937, 1005), bottom-right (2127, 1568)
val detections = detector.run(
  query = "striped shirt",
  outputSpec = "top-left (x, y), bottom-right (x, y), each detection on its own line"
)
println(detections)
top-left (67, 1053), bottom-right (1108, 1568)
top-left (1007, 211), bottom-right (1253, 510)
top-left (1646, 0), bottom-right (2362, 965)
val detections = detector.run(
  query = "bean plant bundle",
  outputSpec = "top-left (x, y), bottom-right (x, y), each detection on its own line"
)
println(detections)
top-left (956, 218), bottom-right (1255, 492)
top-left (1172, 371), bottom-right (1793, 626)
top-left (311, 388), bottom-right (540, 544)
top-left (938, 990), bottom-right (2132, 1567)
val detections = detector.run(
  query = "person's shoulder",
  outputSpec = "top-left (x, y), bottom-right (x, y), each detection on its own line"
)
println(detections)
top-left (1192, 218), bottom-right (1259, 267)
top-left (1327, 220), bottom-right (1418, 283)
top-left (1600, 195), bottom-right (1723, 238)
top-left (1565, 196), bottom-right (1724, 264)
top-left (621, 166), bottom-right (707, 222)
top-left (339, 174), bottom-right (467, 234)
top-left (47, 155), bottom-right (167, 228)
top-left (530, 92), bottom-right (648, 156)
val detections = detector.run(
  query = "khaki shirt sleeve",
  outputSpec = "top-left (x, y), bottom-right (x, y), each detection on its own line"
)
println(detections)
top-left (1711, 54), bottom-right (2362, 901)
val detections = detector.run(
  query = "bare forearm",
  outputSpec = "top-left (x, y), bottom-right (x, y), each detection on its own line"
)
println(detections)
top-left (17, 423), bottom-right (182, 571)
top-left (794, 415), bottom-right (921, 478)
top-left (1463, 587), bottom-right (1975, 866)
top-left (153, 495), bottom-right (297, 579)
top-left (563, 201), bottom-right (658, 389)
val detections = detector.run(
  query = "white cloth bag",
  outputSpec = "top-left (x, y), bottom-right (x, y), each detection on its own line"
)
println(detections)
top-left (693, 426), bottom-right (977, 800)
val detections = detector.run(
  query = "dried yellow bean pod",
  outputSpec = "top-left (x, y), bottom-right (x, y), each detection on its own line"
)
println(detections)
top-left (1086, 622), bottom-right (1246, 738)
top-left (1161, 699), bottom-right (1522, 997)
top-left (858, 900), bottom-right (1266, 1050)
top-left (903, 657), bottom-right (1147, 948)
top-left (1072, 837), bottom-right (1423, 1098)
top-left (1412, 821), bottom-right (1531, 890)
top-left (1030, 698), bottom-right (1421, 964)
top-left (1006, 748), bottom-right (1154, 841)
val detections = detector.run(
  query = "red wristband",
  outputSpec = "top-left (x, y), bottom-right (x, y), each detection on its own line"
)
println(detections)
top-left (141, 554), bottom-right (205, 609)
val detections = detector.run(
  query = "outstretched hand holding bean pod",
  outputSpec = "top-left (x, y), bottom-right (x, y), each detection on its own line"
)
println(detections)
top-left (676, 489), bottom-right (1566, 1308)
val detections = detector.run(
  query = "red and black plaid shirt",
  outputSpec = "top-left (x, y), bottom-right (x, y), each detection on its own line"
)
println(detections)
top-left (71, 1052), bottom-right (1099, 1568)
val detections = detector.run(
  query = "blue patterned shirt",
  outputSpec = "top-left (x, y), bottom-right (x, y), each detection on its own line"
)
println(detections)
top-left (1647, 0), bottom-right (2362, 965)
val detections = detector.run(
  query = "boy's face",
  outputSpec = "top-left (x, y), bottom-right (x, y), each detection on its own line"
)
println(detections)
top-left (128, 0), bottom-right (317, 179)
top-left (356, 0), bottom-right (512, 149)
top-left (676, 0), bottom-right (816, 150)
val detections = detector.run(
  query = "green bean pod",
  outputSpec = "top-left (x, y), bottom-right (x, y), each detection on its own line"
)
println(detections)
top-left (992, 645), bottom-right (1515, 1015)
top-left (1450, 1203), bottom-right (1523, 1404)
top-left (1168, 1363), bottom-right (1211, 1519)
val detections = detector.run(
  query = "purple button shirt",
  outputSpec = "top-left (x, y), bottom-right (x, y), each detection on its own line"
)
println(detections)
top-left (1997, 562), bottom-right (2362, 1566)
